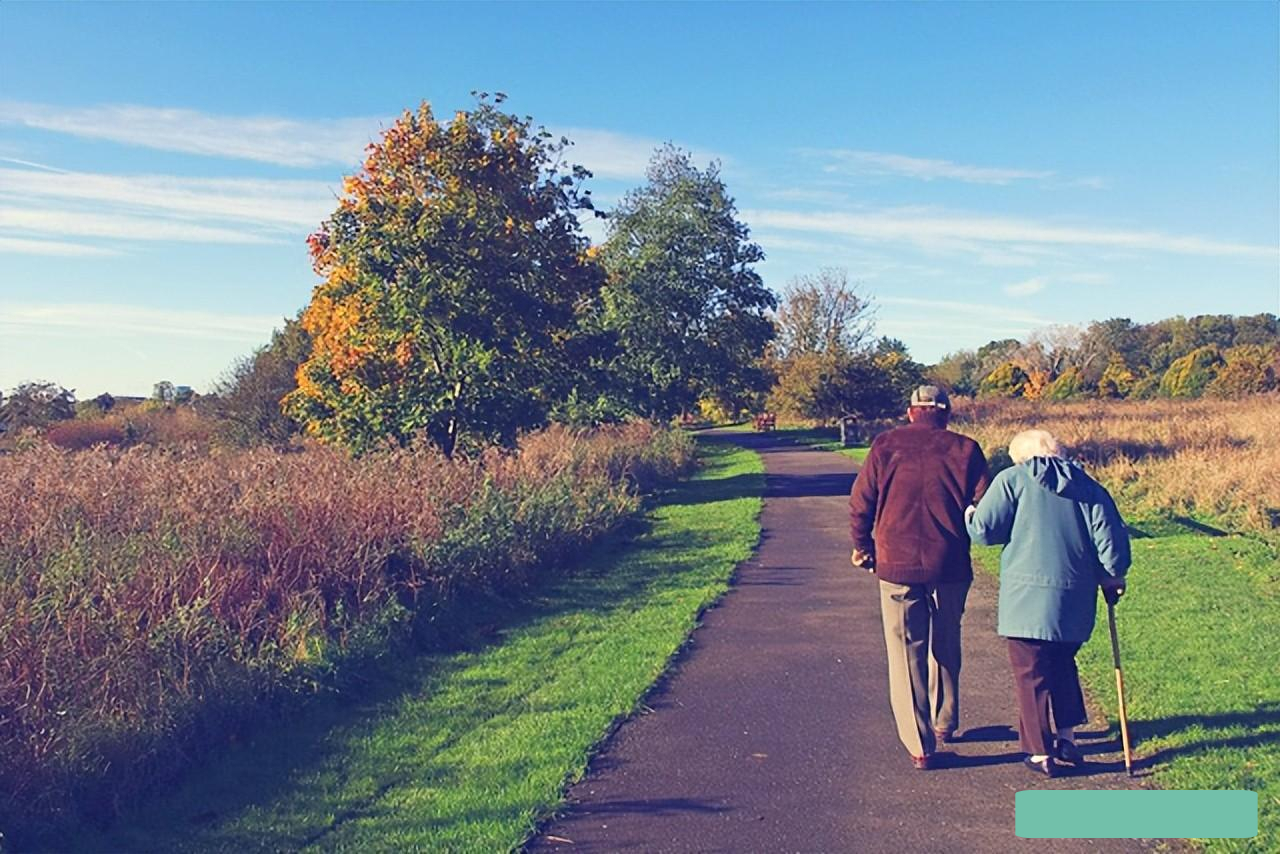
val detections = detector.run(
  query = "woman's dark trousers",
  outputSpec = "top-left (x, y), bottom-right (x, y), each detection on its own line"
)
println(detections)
top-left (1007, 637), bottom-right (1088, 756)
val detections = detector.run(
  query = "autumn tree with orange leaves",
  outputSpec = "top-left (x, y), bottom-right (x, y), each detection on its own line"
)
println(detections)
top-left (285, 95), bottom-right (603, 456)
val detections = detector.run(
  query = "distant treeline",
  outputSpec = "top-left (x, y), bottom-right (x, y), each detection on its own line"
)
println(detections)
top-left (929, 313), bottom-right (1279, 400)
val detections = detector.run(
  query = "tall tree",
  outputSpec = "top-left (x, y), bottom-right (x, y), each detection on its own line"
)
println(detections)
top-left (285, 96), bottom-right (603, 456)
top-left (210, 314), bottom-right (312, 446)
top-left (599, 145), bottom-right (776, 419)
top-left (773, 269), bottom-right (875, 360)
top-left (0, 382), bottom-right (75, 432)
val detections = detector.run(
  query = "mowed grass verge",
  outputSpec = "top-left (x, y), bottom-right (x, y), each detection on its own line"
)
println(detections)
top-left (75, 440), bottom-right (763, 853)
top-left (975, 521), bottom-right (1280, 853)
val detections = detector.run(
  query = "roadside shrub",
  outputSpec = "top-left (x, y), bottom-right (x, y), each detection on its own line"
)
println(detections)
top-left (46, 420), bottom-right (127, 450)
top-left (1206, 345), bottom-right (1278, 398)
top-left (1044, 367), bottom-right (1086, 400)
top-left (1159, 345), bottom-right (1225, 398)
top-left (978, 362), bottom-right (1028, 398)
top-left (0, 422), bottom-right (693, 842)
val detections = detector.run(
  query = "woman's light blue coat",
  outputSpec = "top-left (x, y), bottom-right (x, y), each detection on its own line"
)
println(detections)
top-left (966, 457), bottom-right (1131, 643)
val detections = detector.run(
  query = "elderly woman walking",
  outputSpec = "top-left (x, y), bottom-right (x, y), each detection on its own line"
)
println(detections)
top-left (966, 429), bottom-right (1130, 777)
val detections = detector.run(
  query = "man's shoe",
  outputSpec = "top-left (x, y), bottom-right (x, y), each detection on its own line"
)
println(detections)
top-left (1022, 755), bottom-right (1059, 778)
top-left (1055, 739), bottom-right (1085, 765)
top-left (934, 729), bottom-right (957, 744)
top-left (911, 751), bottom-right (954, 770)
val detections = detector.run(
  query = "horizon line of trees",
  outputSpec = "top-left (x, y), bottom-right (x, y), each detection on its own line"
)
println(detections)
top-left (4, 96), bottom-right (1276, 447)
top-left (930, 313), bottom-right (1279, 401)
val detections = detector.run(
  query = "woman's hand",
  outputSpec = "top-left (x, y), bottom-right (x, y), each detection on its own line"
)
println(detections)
top-left (1100, 579), bottom-right (1126, 604)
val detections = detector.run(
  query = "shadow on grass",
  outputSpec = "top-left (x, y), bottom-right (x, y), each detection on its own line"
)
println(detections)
top-left (1134, 701), bottom-right (1280, 763)
top-left (1048, 702), bottom-right (1280, 779)
top-left (1127, 514), bottom-right (1232, 539)
top-left (664, 472), bottom-right (767, 506)
top-left (696, 431), bottom-right (858, 502)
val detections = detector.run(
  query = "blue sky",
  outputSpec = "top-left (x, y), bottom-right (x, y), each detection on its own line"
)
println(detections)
top-left (1, 1), bottom-right (1277, 396)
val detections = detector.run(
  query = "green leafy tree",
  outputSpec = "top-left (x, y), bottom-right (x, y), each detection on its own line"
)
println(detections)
top-left (820, 354), bottom-right (908, 421)
top-left (1045, 366), bottom-right (1087, 400)
top-left (599, 145), bottom-right (775, 419)
top-left (151, 381), bottom-right (176, 405)
top-left (285, 96), bottom-right (603, 456)
top-left (1159, 345), bottom-right (1225, 398)
top-left (0, 382), bottom-right (76, 432)
top-left (1189, 314), bottom-right (1236, 350)
top-left (1233, 313), bottom-right (1278, 346)
top-left (873, 346), bottom-right (927, 403)
top-left (928, 349), bottom-right (981, 396)
top-left (978, 362), bottom-right (1029, 398)
top-left (1077, 318), bottom-right (1143, 382)
top-left (211, 314), bottom-right (313, 446)
top-left (1097, 354), bottom-right (1136, 399)
top-left (1205, 345), bottom-right (1278, 397)
top-left (1128, 370), bottom-right (1163, 400)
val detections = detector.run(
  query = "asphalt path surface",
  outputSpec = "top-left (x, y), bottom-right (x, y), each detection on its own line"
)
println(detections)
top-left (530, 431), bottom-right (1163, 853)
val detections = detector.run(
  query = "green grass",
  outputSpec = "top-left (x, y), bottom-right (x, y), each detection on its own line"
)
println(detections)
top-left (66, 440), bottom-right (763, 854)
top-left (774, 425), bottom-right (870, 463)
top-left (974, 518), bottom-right (1280, 853)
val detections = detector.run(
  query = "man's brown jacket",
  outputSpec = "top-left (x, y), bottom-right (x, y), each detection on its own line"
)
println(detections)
top-left (848, 421), bottom-right (990, 585)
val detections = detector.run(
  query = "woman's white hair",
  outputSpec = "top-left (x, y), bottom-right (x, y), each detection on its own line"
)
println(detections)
top-left (1008, 429), bottom-right (1065, 464)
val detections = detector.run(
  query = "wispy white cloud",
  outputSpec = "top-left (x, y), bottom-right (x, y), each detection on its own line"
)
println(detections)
top-left (1061, 271), bottom-right (1110, 285)
top-left (0, 99), bottom-right (708, 181)
top-left (0, 167), bottom-right (335, 230)
top-left (0, 303), bottom-right (281, 342)
top-left (1004, 276), bottom-right (1048, 297)
top-left (877, 296), bottom-right (1056, 345)
top-left (742, 207), bottom-right (1278, 260)
top-left (560, 128), bottom-right (662, 180)
top-left (0, 100), bottom-right (381, 167)
top-left (0, 236), bottom-right (122, 257)
top-left (1069, 176), bottom-right (1109, 191)
top-left (811, 149), bottom-right (1054, 185)
top-left (0, 156), bottom-right (71, 173)
top-left (0, 207), bottom-right (280, 244)
top-left (880, 296), bottom-right (1054, 326)
top-left (560, 127), bottom-right (725, 181)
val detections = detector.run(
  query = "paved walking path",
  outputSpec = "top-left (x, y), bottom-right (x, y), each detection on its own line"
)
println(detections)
top-left (531, 432), bottom-right (1157, 853)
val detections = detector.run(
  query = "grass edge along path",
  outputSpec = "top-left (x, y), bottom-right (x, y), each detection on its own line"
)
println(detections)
top-left (76, 440), bottom-right (763, 854)
top-left (974, 524), bottom-right (1279, 854)
top-left (755, 424), bottom-right (870, 463)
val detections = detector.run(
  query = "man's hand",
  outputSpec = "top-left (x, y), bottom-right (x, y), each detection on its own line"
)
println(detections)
top-left (964, 505), bottom-right (977, 525)
top-left (851, 548), bottom-right (875, 572)
top-left (1101, 580), bottom-right (1126, 605)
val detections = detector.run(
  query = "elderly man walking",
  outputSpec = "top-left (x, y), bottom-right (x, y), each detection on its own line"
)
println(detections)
top-left (849, 386), bottom-right (990, 769)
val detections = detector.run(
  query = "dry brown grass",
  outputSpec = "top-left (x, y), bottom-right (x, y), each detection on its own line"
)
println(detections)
top-left (0, 422), bottom-right (693, 832)
top-left (952, 395), bottom-right (1280, 531)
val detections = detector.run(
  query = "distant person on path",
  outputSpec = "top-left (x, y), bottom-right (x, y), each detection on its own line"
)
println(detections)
top-left (848, 385), bottom-right (990, 769)
top-left (966, 429), bottom-right (1130, 778)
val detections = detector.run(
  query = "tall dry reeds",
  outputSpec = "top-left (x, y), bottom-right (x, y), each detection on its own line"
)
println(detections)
top-left (0, 422), bottom-right (693, 837)
top-left (952, 396), bottom-right (1280, 530)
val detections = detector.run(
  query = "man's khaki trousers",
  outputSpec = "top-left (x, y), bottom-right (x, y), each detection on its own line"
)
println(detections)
top-left (877, 578), bottom-right (970, 757)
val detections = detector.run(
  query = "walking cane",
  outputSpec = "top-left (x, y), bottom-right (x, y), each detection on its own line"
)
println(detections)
top-left (1106, 598), bottom-right (1134, 777)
